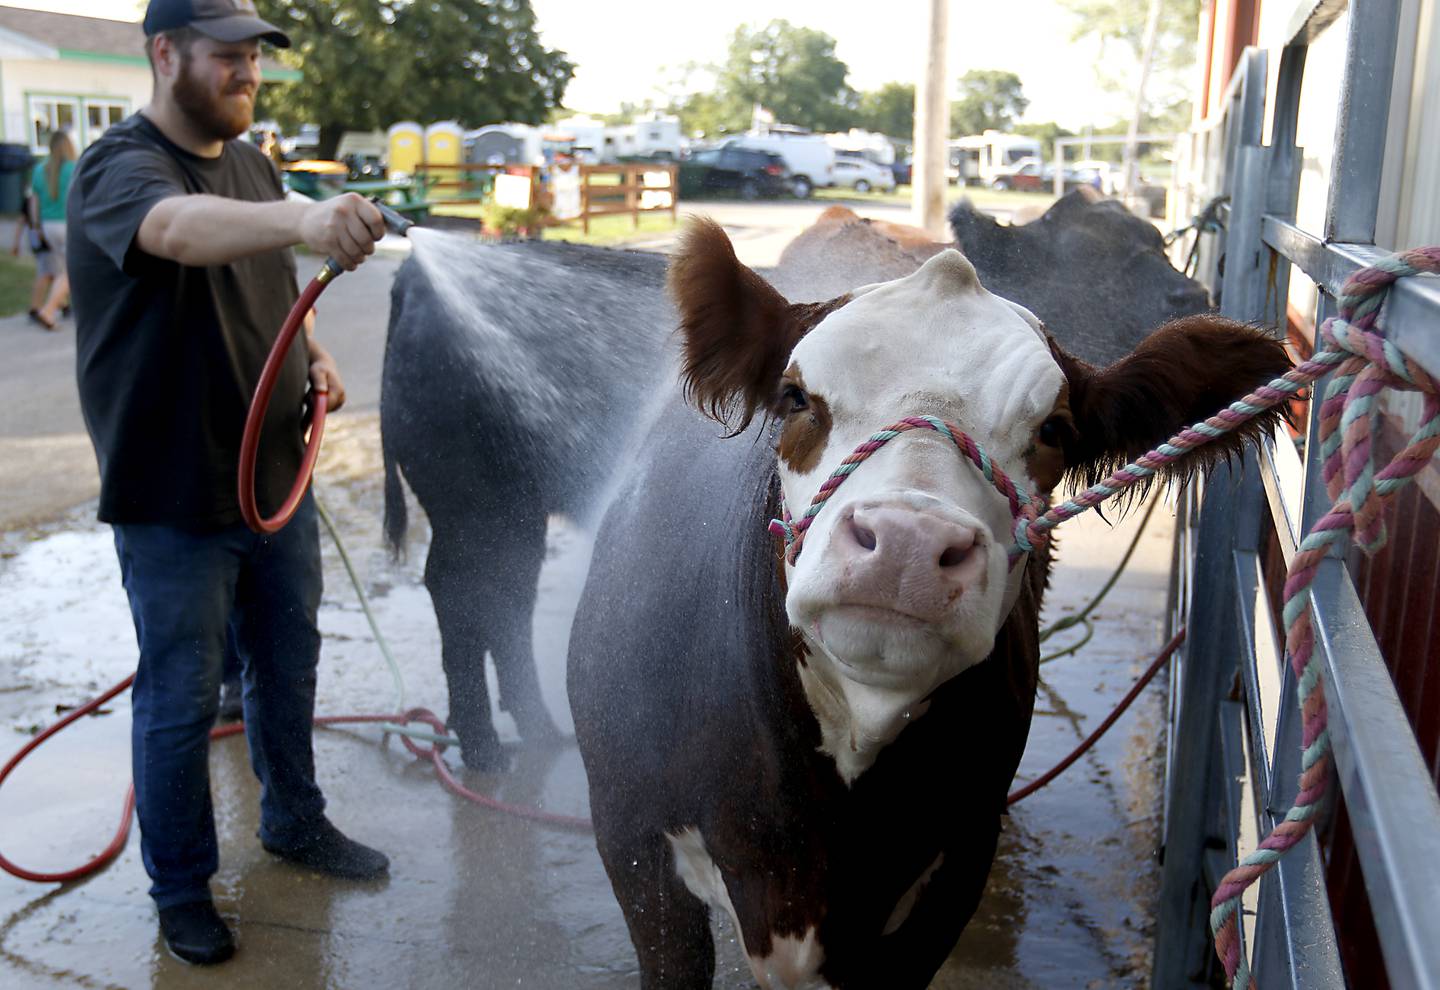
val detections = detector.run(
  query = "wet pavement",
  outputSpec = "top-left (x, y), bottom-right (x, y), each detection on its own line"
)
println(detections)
top-left (0, 410), bottom-right (1174, 989)
top-left (1, 200), bottom-right (1171, 988)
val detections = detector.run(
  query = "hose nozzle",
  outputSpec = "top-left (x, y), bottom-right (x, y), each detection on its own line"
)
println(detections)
top-left (369, 196), bottom-right (416, 237)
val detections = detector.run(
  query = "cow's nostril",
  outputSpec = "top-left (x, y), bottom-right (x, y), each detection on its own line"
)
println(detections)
top-left (850, 519), bottom-right (877, 551)
top-left (937, 544), bottom-right (970, 569)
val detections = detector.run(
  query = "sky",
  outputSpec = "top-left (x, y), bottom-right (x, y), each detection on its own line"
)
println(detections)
top-left (10, 0), bottom-right (1133, 129)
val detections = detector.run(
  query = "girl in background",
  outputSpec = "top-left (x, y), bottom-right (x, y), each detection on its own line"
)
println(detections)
top-left (16, 130), bottom-right (76, 329)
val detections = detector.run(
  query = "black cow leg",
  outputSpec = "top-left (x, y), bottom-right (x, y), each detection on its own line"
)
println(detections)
top-left (424, 525), bottom-right (507, 771)
top-left (487, 510), bottom-right (562, 746)
top-left (595, 827), bottom-right (716, 989)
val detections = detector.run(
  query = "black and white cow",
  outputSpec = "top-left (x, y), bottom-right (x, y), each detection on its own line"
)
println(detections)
top-left (566, 219), bottom-right (1288, 989)
top-left (381, 241), bottom-right (673, 768)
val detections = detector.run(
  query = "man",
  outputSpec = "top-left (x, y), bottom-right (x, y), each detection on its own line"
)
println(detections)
top-left (68, 0), bottom-right (390, 967)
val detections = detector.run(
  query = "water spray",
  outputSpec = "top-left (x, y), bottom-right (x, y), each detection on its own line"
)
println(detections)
top-left (238, 197), bottom-right (414, 534)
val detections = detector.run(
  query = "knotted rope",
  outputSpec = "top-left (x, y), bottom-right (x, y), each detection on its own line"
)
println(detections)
top-left (767, 248), bottom-right (1440, 989)
top-left (1207, 246), bottom-right (1440, 989)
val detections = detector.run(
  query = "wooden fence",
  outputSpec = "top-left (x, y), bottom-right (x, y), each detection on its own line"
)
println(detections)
top-left (409, 160), bottom-right (679, 235)
top-left (571, 163), bottom-right (679, 233)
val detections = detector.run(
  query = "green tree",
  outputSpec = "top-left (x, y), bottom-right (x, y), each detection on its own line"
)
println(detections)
top-left (856, 82), bottom-right (914, 138)
top-left (949, 69), bottom-right (1029, 137)
top-left (1057, 0), bottom-right (1199, 131)
top-left (714, 20), bottom-right (857, 133)
top-left (254, 0), bottom-right (573, 160)
top-left (673, 90), bottom-right (738, 139)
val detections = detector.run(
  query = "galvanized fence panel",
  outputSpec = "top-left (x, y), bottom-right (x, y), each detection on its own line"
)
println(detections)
top-left (1155, 0), bottom-right (1440, 986)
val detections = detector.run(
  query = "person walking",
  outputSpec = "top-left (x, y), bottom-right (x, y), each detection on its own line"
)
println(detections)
top-left (67, 0), bottom-right (390, 967)
top-left (10, 129), bottom-right (76, 329)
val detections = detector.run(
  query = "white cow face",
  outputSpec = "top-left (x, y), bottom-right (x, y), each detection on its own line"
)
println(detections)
top-left (669, 218), bottom-right (1289, 783)
top-left (771, 251), bottom-right (1069, 774)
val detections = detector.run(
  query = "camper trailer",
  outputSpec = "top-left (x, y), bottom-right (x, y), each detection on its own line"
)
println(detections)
top-left (824, 128), bottom-right (898, 166)
top-left (948, 130), bottom-right (1042, 185)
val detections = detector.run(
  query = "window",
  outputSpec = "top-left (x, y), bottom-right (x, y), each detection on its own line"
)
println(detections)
top-left (28, 95), bottom-right (131, 152)
top-left (86, 100), bottom-right (128, 143)
top-left (30, 97), bottom-right (78, 153)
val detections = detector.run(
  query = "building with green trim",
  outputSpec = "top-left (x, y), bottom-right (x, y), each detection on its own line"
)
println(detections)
top-left (0, 6), bottom-right (299, 154)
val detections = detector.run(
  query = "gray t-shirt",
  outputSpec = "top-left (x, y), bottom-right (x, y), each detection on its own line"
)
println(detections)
top-left (69, 113), bottom-right (306, 526)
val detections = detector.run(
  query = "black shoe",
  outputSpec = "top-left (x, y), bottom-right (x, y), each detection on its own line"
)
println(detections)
top-left (217, 678), bottom-right (243, 722)
top-left (262, 819), bottom-right (389, 880)
top-left (158, 900), bottom-right (235, 966)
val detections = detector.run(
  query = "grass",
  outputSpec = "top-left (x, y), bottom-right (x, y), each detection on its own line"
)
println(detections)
top-left (0, 252), bottom-right (35, 318)
top-left (429, 201), bottom-right (679, 247)
top-left (544, 211), bottom-right (678, 247)
top-left (814, 185), bottom-right (1058, 212)
top-left (418, 180), bottom-right (1057, 249)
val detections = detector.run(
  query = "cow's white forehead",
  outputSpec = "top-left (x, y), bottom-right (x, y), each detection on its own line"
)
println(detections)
top-left (788, 249), bottom-right (1061, 443)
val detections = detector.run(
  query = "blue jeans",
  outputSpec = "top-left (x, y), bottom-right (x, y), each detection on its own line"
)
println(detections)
top-left (113, 496), bottom-right (327, 908)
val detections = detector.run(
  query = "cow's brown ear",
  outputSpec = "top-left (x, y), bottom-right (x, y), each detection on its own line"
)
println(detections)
top-left (1051, 315), bottom-right (1292, 490)
top-left (669, 218), bottom-right (847, 434)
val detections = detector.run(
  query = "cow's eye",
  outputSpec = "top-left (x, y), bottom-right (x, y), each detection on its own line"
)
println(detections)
top-left (782, 384), bottom-right (809, 414)
top-left (1037, 416), bottom-right (1067, 447)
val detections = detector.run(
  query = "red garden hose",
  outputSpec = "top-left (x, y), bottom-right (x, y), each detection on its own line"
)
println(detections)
top-left (237, 196), bottom-right (416, 534)
top-left (0, 675), bottom-right (137, 882)
top-left (0, 699), bottom-right (589, 883)
top-left (236, 259), bottom-right (342, 534)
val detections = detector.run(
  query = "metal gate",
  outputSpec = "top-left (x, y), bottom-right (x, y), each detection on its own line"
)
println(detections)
top-left (1154, 1), bottom-right (1440, 986)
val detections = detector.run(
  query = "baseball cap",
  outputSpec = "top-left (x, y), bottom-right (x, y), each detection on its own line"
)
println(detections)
top-left (144, 0), bottom-right (292, 49)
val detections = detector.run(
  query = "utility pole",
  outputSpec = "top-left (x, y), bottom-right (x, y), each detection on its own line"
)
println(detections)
top-left (1122, 0), bottom-right (1163, 205)
top-left (913, 0), bottom-right (949, 239)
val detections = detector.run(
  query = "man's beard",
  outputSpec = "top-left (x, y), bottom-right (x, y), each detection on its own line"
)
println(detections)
top-left (172, 56), bottom-right (254, 142)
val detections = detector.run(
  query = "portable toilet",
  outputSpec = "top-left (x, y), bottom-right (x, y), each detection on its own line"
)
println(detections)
top-left (387, 121), bottom-right (423, 179)
top-left (424, 121), bottom-right (464, 199)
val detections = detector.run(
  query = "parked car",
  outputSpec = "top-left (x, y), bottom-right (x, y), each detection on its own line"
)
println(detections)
top-left (991, 158), bottom-right (1104, 194)
top-left (723, 133), bottom-right (834, 198)
top-left (832, 156), bottom-right (896, 193)
top-left (990, 157), bottom-right (1046, 191)
top-left (678, 146), bottom-right (791, 200)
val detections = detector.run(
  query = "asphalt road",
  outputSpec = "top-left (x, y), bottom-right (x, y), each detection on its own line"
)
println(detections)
top-left (0, 197), bottom-right (931, 530)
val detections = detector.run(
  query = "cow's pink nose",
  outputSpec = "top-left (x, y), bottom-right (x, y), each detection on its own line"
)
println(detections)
top-left (835, 505), bottom-right (986, 607)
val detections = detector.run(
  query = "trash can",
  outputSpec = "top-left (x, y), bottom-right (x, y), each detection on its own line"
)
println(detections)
top-left (0, 143), bottom-right (35, 214)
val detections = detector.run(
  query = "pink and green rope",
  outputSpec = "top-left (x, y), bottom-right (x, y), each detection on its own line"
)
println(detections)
top-left (1205, 246), bottom-right (1440, 990)
top-left (768, 247), bottom-right (1440, 988)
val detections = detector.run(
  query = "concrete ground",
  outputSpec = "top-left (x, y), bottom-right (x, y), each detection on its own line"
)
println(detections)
top-left (0, 197), bottom-right (1174, 989)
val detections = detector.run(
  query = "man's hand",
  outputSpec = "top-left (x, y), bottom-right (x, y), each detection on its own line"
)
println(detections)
top-left (307, 339), bottom-right (346, 413)
top-left (299, 194), bottom-right (386, 271)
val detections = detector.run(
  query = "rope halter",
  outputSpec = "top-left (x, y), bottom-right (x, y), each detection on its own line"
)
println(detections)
top-left (767, 414), bottom-right (1047, 567)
